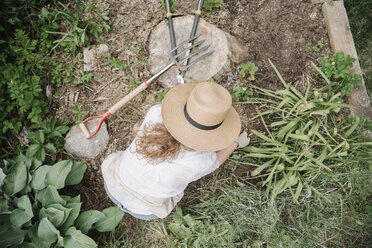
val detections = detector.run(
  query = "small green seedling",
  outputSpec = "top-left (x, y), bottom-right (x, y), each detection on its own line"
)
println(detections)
top-left (108, 57), bottom-right (127, 70)
top-left (240, 61), bottom-right (258, 81)
top-left (203, 0), bottom-right (222, 11)
top-left (317, 52), bottom-right (362, 96)
top-left (156, 89), bottom-right (170, 101)
top-left (72, 105), bottom-right (87, 124)
top-left (129, 78), bottom-right (142, 90)
top-left (73, 70), bottom-right (93, 85)
top-left (232, 86), bottom-right (253, 102)
top-left (161, 0), bottom-right (177, 10)
top-left (308, 41), bottom-right (323, 52)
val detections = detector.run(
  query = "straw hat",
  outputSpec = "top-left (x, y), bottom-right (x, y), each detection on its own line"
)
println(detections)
top-left (161, 82), bottom-right (241, 152)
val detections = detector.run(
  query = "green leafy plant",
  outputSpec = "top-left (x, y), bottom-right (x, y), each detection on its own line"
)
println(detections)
top-left (50, 62), bottom-right (75, 86)
top-left (239, 61), bottom-right (258, 81)
top-left (0, 29), bottom-right (49, 135)
top-left (308, 41), bottom-right (323, 52)
top-left (49, 1), bottom-right (111, 53)
top-left (155, 89), bottom-right (170, 101)
top-left (161, 0), bottom-right (177, 10)
top-left (73, 70), bottom-right (93, 85)
top-left (203, 0), bottom-right (222, 11)
top-left (232, 86), bottom-right (253, 102)
top-left (128, 78), bottom-right (142, 90)
top-left (72, 105), bottom-right (87, 124)
top-left (238, 60), bottom-right (371, 204)
top-left (158, 207), bottom-right (231, 247)
top-left (108, 57), bottom-right (128, 71)
top-left (0, 155), bottom-right (124, 248)
top-left (317, 52), bottom-right (362, 96)
top-left (26, 118), bottom-right (69, 163)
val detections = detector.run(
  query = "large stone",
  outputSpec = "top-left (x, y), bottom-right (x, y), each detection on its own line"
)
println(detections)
top-left (149, 15), bottom-right (248, 88)
top-left (64, 119), bottom-right (109, 159)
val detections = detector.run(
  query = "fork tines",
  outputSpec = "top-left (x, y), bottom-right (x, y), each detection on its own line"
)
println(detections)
top-left (169, 36), bottom-right (213, 71)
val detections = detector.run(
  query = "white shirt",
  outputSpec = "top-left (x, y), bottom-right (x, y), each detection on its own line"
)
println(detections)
top-left (115, 104), bottom-right (219, 215)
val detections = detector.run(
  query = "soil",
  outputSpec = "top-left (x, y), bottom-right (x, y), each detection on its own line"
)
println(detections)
top-left (54, 0), bottom-right (330, 241)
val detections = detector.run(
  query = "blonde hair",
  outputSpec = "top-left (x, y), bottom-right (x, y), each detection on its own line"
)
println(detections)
top-left (135, 123), bottom-right (182, 163)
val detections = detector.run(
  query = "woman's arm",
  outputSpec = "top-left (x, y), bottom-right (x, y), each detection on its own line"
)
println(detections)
top-left (216, 141), bottom-right (238, 165)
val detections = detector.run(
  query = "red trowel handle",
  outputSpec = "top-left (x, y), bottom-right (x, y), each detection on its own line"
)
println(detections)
top-left (79, 82), bottom-right (149, 139)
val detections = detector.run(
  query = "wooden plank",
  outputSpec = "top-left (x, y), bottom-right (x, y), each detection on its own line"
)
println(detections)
top-left (322, 1), bottom-right (372, 119)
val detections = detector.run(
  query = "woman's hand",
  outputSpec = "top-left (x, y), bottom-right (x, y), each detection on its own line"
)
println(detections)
top-left (217, 131), bottom-right (250, 165)
top-left (235, 131), bottom-right (250, 148)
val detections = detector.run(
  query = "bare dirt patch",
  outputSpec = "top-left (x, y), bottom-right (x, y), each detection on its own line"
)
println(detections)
top-left (55, 0), bottom-right (330, 234)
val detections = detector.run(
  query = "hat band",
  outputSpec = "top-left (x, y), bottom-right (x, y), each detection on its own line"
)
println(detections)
top-left (184, 103), bottom-right (223, 131)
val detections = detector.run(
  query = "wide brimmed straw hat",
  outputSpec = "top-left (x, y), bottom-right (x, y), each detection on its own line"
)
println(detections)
top-left (162, 82), bottom-right (241, 152)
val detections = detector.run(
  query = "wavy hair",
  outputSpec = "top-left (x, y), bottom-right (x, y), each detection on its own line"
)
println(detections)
top-left (135, 123), bottom-right (182, 163)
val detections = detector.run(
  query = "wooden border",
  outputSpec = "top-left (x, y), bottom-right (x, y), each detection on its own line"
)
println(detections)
top-left (322, 1), bottom-right (372, 119)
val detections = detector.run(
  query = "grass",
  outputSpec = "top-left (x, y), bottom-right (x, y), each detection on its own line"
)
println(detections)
top-left (113, 163), bottom-right (371, 248)
top-left (344, 0), bottom-right (372, 98)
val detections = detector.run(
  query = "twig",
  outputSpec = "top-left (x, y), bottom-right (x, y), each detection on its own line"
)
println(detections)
top-left (96, 76), bottom-right (119, 94)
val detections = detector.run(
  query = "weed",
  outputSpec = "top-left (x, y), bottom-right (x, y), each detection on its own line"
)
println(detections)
top-left (49, 1), bottom-right (111, 53)
top-left (308, 41), bottom-right (323, 52)
top-left (239, 61), bottom-right (258, 81)
top-left (155, 207), bottom-right (232, 247)
top-left (232, 86), bottom-right (253, 102)
top-left (72, 105), bottom-right (87, 124)
top-left (108, 57), bottom-right (128, 71)
top-left (134, 57), bottom-right (148, 66)
top-left (203, 0), bottom-right (222, 12)
top-left (317, 52), bottom-right (362, 96)
top-left (155, 89), bottom-right (170, 101)
top-left (128, 78), bottom-right (142, 90)
top-left (73, 70), bottom-right (93, 85)
top-left (161, 0), bottom-right (177, 10)
top-left (50, 62), bottom-right (75, 86)
top-left (26, 118), bottom-right (69, 162)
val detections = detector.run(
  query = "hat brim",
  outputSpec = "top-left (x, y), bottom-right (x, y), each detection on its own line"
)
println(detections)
top-left (162, 83), bottom-right (241, 152)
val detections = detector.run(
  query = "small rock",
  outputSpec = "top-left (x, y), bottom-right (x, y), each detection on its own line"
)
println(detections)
top-left (84, 48), bottom-right (95, 72)
top-left (64, 119), bottom-right (109, 159)
top-left (310, 11), bottom-right (317, 20)
top-left (19, 127), bottom-right (29, 146)
top-left (84, 44), bottom-right (110, 72)
top-left (46, 85), bottom-right (52, 99)
top-left (97, 44), bottom-right (109, 54)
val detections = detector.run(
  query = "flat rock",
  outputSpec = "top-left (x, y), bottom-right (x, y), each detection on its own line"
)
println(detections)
top-left (149, 15), bottom-right (248, 88)
top-left (64, 119), bottom-right (109, 159)
top-left (84, 44), bottom-right (109, 72)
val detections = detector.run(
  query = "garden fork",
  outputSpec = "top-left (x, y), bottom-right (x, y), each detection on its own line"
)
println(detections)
top-left (79, 36), bottom-right (214, 139)
top-left (165, 0), bottom-right (206, 84)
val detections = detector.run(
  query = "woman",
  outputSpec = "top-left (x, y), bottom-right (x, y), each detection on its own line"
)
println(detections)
top-left (101, 82), bottom-right (250, 220)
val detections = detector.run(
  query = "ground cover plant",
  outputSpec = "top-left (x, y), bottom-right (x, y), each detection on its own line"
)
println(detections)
top-left (0, 155), bottom-right (124, 247)
top-left (0, 0), bottom-right (109, 147)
